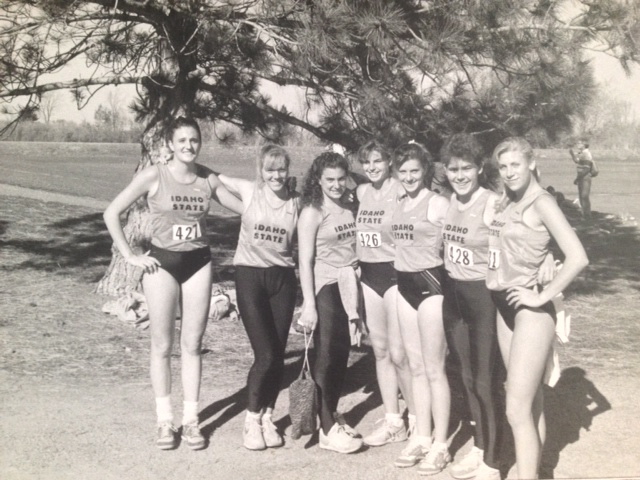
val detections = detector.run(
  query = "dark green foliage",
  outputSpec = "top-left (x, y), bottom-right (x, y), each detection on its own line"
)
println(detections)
top-left (1, 0), bottom-right (638, 151)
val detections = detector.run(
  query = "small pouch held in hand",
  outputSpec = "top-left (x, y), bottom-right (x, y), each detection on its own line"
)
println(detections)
top-left (289, 330), bottom-right (317, 439)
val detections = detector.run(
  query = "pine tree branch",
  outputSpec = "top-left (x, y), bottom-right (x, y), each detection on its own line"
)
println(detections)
top-left (0, 76), bottom-right (143, 98)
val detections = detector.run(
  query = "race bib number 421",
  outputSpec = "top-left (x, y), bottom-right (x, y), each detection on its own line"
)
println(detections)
top-left (447, 244), bottom-right (474, 266)
top-left (172, 223), bottom-right (202, 241)
top-left (358, 231), bottom-right (381, 248)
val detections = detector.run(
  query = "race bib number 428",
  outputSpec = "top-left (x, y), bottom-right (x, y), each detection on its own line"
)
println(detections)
top-left (172, 223), bottom-right (202, 241)
top-left (358, 231), bottom-right (381, 248)
top-left (447, 244), bottom-right (474, 266)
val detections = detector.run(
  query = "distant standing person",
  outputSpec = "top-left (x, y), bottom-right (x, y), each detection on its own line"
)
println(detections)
top-left (103, 116), bottom-right (242, 450)
top-left (218, 145), bottom-right (300, 451)
top-left (569, 140), bottom-right (598, 219)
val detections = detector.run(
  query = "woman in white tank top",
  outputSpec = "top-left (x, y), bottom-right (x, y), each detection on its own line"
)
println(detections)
top-left (103, 117), bottom-right (242, 451)
top-left (296, 152), bottom-right (364, 454)
top-left (390, 142), bottom-right (452, 474)
top-left (490, 137), bottom-right (588, 479)
top-left (355, 140), bottom-right (415, 447)
top-left (219, 145), bottom-right (300, 451)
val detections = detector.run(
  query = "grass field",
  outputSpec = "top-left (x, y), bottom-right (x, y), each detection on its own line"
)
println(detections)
top-left (1, 141), bottom-right (640, 479)
top-left (0, 141), bottom-right (638, 219)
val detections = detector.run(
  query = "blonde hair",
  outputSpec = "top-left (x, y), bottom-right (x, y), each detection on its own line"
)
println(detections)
top-left (256, 144), bottom-right (291, 184)
top-left (491, 136), bottom-right (534, 164)
top-left (492, 137), bottom-right (541, 203)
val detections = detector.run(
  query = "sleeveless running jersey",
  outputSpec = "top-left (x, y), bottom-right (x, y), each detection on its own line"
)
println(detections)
top-left (356, 179), bottom-right (399, 263)
top-left (148, 163), bottom-right (212, 251)
top-left (442, 188), bottom-right (492, 281)
top-left (313, 202), bottom-right (357, 289)
top-left (391, 191), bottom-right (444, 272)
top-left (233, 185), bottom-right (299, 268)
top-left (486, 189), bottom-right (552, 290)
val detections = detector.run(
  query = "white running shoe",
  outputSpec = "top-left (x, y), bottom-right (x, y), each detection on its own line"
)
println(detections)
top-left (243, 417), bottom-right (266, 451)
top-left (261, 415), bottom-right (284, 448)
top-left (364, 418), bottom-right (408, 447)
top-left (450, 446), bottom-right (484, 479)
top-left (319, 423), bottom-right (363, 454)
top-left (474, 462), bottom-right (501, 480)
top-left (394, 437), bottom-right (429, 468)
top-left (418, 442), bottom-right (451, 476)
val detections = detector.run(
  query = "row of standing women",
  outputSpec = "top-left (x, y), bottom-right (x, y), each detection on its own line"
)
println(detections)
top-left (104, 117), bottom-right (588, 480)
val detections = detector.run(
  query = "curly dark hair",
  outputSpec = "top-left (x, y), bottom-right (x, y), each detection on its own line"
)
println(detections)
top-left (301, 152), bottom-right (350, 208)
top-left (440, 133), bottom-right (499, 191)
top-left (392, 142), bottom-right (434, 187)
top-left (165, 116), bottom-right (201, 143)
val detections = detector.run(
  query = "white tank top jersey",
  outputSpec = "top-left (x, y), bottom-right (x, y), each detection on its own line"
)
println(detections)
top-left (147, 163), bottom-right (212, 251)
top-left (356, 179), bottom-right (400, 263)
top-left (391, 190), bottom-right (444, 272)
top-left (442, 188), bottom-right (492, 281)
top-left (486, 189), bottom-right (552, 290)
top-left (233, 185), bottom-right (299, 268)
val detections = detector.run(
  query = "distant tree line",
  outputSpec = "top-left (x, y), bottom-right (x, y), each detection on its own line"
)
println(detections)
top-left (0, 119), bottom-right (143, 143)
top-left (0, 116), bottom-right (323, 146)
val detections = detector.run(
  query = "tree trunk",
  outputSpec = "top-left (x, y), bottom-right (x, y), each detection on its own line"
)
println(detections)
top-left (95, 15), bottom-right (199, 297)
top-left (95, 122), bottom-right (170, 296)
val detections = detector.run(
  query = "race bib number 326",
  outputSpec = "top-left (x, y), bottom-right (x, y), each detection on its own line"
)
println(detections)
top-left (173, 223), bottom-right (202, 241)
top-left (358, 231), bottom-right (381, 248)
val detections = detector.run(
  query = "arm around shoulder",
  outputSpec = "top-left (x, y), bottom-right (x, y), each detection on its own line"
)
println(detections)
top-left (208, 172), bottom-right (244, 215)
top-left (218, 174), bottom-right (254, 201)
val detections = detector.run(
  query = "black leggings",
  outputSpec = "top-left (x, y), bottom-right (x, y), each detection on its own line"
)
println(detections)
top-left (235, 265), bottom-right (297, 413)
top-left (443, 276), bottom-right (502, 469)
top-left (312, 282), bottom-right (351, 434)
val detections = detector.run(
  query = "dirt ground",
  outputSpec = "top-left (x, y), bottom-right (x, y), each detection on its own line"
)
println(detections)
top-left (1, 183), bottom-right (640, 480)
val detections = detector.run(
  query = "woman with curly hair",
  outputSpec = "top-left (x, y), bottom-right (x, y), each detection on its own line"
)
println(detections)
top-left (296, 151), bottom-right (364, 454)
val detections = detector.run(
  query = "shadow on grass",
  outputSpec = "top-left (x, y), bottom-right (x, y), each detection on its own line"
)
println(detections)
top-left (0, 212), bottom-right (112, 282)
top-left (555, 200), bottom-right (640, 297)
top-left (200, 387), bottom-right (248, 439)
top-left (540, 367), bottom-right (611, 479)
top-left (0, 212), bottom-right (241, 284)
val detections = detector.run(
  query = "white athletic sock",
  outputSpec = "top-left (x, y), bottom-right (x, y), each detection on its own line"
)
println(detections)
top-left (408, 413), bottom-right (417, 428)
top-left (155, 396), bottom-right (173, 424)
top-left (432, 440), bottom-right (448, 451)
top-left (413, 434), bottom-right (432, 448)
top-left (245, 411), bottom-right (262, 423)
top-left (385, 412), bottom-right (403, 427)
top-left (182, 400), bottom-right (199, 425)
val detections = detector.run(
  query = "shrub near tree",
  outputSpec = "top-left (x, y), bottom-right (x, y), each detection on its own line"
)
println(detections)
top-left (1, 0), bottom-right (639, 294)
